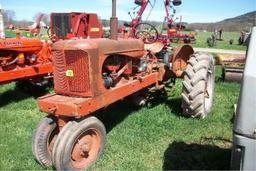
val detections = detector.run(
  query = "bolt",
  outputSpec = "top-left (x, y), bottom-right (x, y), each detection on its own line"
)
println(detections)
top-left (236, 148), bottom-right (241, 153)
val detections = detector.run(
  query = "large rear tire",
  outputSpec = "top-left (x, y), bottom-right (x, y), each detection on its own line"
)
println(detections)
top-left (52, 117), bottom-right (106, 170)
top-left (182, 53), bottom-right (215, 118)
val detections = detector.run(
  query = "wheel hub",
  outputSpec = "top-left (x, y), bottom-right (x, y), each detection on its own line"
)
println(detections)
top-left (71, 129), bottom-right (101, 168)
top-left (80, 139), bottom-right (92, 156)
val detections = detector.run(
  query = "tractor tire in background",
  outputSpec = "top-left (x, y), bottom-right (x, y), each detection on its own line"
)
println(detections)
top-left (32, 116), bottom-right (59, 167)
top-left (181, 53), bottom-right (215, 118)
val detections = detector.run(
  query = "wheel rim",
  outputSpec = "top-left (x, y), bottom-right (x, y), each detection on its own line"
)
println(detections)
top-left (71, 128), bottom-right (101, 169)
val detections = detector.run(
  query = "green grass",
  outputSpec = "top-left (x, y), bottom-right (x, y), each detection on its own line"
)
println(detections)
top-left (172, 31), bottom-right (247, 51)
top-left (0, 66), bottom-right (240, 170)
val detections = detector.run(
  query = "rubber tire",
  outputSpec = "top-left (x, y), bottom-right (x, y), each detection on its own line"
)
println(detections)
top-left (52, 117), bottom-right (106, 171)
top-left (32, 116), bottom-right (58, 167)
top-left (182, 53), bottom-right (215, 118)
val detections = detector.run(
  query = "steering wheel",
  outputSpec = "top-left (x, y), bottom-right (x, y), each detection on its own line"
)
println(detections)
top-left (134, 22), bottom-right (158, 44)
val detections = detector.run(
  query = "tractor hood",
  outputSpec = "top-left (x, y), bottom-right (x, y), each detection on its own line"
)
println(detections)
top-left (52, 38), bottom-right (145, 56)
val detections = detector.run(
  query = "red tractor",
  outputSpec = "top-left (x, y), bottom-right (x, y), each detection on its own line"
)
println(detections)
top-left (125, 0), bottom-right (196, 44)
top-left (0, 35), bottom-right (52, 87)
top-left (32, 0), bottom-right (214, 170)
top-left (0, 12), bottom-right (103, 89)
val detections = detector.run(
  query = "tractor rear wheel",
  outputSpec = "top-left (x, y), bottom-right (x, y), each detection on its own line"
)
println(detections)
top-left (181, 53), bottom-right (215, 118)
top-left (32, 116), bottom-right (59, 167)
top-left (52, 117), bottom-right (106, 170)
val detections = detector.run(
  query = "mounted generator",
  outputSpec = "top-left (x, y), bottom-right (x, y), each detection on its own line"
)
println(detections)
top-left (32, 0), bottom-right (215, 170)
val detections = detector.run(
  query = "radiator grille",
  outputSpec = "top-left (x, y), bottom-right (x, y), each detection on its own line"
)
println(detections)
top-left (53, 50), bottom-right (90, 96)
top-left (53, 50), bottom-right (68, 91)
top-left (65, 50), bottom-right (90, 93)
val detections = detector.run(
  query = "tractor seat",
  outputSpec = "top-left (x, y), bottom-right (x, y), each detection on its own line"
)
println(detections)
top-left (144, 42), bottom-right (165, 54)
top-left (124, 22), bottom-right (131, 27)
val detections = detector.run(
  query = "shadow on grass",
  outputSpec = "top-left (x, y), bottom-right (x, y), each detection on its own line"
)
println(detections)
top-left (165, 97), bottom-right (183, 117)
top-left (163, 141), bottom-right (231, 170)
top-left (0, 84), bottom-right (50, 107)
top-left (145, 90), bottom-right (184, 117)
top-left (95, 90), bottom-right (185, 133)
top-left (94, 100), bottom-right (139, 133)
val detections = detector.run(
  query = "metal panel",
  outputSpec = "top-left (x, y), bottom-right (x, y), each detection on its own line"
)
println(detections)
top-left (53, 49), bottom-right (91, 97)
top-left (234, 27), bottom-right (256, 138)
top-left (51, 14), bottom-right (71, 39)
top-left (65, 50), bottom-right (90, 93)
top-left (53, 50), bottom-right (69, 92)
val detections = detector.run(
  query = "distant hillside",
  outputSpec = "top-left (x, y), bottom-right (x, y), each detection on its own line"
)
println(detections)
top-left (188, 11), bottom-right (256, 32)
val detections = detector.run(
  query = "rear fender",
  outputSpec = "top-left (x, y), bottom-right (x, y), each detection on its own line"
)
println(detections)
top-left (172, 45), bottom-right (194, 77)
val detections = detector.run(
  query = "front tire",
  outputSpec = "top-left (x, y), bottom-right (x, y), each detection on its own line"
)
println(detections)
top-left (52, 117), bottom-right (106, 170)
top-left (32, 116), bottom-right (58, 167)
top-left (182, 53), bottom-right (215, 118)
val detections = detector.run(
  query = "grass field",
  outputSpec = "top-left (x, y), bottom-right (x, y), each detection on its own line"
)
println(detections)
top-left (172, 31), bottom-right (247, 51)
top-left (192, 31), bottom-right (246, 51)
top-left (0, 65), bottom-right (240, 170)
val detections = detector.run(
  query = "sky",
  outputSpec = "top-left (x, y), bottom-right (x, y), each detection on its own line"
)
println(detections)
top-left (0, 0), bottom-right (255, 23)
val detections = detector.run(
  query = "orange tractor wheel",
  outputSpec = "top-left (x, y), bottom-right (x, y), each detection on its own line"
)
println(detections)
top-left (51, 117), bottom-right (106, 170)
top-left (32, 116), bottom-right (59, 167)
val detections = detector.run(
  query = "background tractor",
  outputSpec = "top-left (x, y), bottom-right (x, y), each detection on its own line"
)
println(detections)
top-left (32, 0), bottom-right (215, 170)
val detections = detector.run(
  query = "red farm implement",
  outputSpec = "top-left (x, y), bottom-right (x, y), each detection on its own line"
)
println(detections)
top-left (124, 0), bottom-right (196, 44)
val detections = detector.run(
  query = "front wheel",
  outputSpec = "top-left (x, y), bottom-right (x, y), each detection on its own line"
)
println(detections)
top-left (32, 116), bottom-right (59, 167)
top-left (182, 53), bottom-right (215, 118)
top-left (52, 116), bottom-right (106, 170)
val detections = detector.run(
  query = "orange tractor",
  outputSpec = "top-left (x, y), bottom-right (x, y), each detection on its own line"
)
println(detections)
top-left (32, 0), bottom-right (215, 170)
top-left (0, 12), bottom-right (102, 88)
top-left (0, 36), bottom-right (52, 86)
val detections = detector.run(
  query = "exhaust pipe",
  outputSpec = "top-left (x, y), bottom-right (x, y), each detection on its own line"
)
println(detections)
top-left (110, 0), bottom-right (118, 40)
